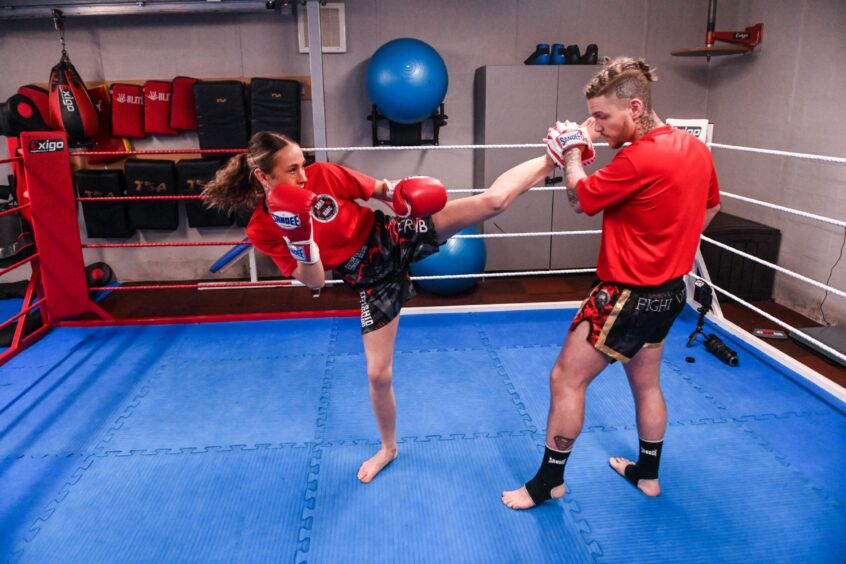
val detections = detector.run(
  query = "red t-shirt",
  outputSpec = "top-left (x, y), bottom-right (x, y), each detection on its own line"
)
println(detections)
top-left (576, 124), bottom-right (720, 286)
top-left (246, 162), bottom-right (377, 276)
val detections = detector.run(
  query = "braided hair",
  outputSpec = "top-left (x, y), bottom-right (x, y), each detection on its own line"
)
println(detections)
top-left (584, 56), bottom-right (657, 112)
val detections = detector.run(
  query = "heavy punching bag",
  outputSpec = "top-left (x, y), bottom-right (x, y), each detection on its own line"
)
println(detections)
top-left (48, 10), bottom-right (98, 146)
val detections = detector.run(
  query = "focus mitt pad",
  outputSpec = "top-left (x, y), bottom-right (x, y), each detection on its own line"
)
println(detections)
top-left (546, 125), bottom-right (595, 168)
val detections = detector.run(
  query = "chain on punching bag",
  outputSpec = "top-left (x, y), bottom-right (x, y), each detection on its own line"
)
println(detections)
top-left (48, 10), bottom-right (99, 145)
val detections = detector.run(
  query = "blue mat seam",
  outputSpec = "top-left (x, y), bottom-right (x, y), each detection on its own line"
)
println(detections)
top-left (473, 314), bottom-right (538, 435)
top-left (295, 317), bottom-right (339, 563)
top-left (671, 358), bottom-right (843, 509)
top-left (474, 313), bottom-right (604, 560)
top-left (8, 361), bottom-right (174, 560)
top-left (11, 453), bottom-right (98, 562)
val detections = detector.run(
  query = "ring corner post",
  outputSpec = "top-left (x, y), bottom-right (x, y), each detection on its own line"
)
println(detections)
top-left (20, 131), bottom-right (93, 322)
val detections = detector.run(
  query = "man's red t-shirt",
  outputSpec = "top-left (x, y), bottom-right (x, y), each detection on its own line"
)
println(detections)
top-left (576, 124), bottom-right (720, 286)
top-left (246, 162), bottom-right (377, 276)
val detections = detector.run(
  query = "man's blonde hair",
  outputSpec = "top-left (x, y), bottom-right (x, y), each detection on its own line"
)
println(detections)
top-left (585, 56), bottom-right (658, 111)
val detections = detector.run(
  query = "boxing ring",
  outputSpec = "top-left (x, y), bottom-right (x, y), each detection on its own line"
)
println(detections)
top-left (1, 132), bottom-right (845, 562)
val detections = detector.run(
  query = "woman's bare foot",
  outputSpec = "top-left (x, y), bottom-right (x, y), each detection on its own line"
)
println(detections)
top-left (357, 447), bottom-right (398, 483)
top-left (609, 456), bottom-right (661, 496)
top-left (501, 483), bottom-right (565, 510)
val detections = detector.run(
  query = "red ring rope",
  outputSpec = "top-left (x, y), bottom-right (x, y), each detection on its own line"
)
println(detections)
top-left (89, 280), bottom-right (301, 291)
top-left (0, 299), bottom-right (45, 333)
top-left (0, 204), bottom-right (30, 218)
top-left (77, 195), bottom-right (202, 202)
top-left (82, 241), bottom-right (246, 249)
top-left (71, 148), bottom-right (245, 157)
top-left (0, 253), bottom-right (38, 277)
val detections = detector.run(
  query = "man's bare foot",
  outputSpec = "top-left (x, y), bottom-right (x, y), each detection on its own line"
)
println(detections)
top-left (609, 456), bottom-right (661, 496)
top-left (501, 483), bottom-right (565, 510)
top-left (357, 447), bottom-right (398, 483)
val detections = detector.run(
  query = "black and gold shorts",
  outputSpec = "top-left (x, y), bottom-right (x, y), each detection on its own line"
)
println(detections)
top-left (570, 277), bottom-right (687, 363)
top-left (334, 211), bottom-right (440, 334)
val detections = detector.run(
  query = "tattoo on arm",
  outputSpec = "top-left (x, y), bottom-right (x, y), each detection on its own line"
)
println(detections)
top-left (563, 150), bottom-right (584, 209)
top-left (554, 435), bottom-right (575, 451)
top-left (566, 186), bottom-right (579, 208)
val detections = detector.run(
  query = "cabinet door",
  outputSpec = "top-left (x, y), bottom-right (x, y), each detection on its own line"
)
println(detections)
top-left (476, 66), bottom-right (559, 271)
top-left (551, 67), bottom-right (603, 270)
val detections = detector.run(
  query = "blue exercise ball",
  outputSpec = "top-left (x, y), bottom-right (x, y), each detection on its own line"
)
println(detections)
top-left (366, 38), bottom-right (448, 124)
top-left (411, 227), bottom-right (486, 295)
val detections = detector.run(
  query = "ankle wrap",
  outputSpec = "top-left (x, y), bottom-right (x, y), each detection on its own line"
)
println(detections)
top-left (623, 438), bottom-right (664, 484)
top-left (525, 446), bottom-right (570, 505)
top-left (636, 438), bottom-right (663, 479)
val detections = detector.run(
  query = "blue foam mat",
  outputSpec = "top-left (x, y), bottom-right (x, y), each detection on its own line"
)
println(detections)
top-left (99, 355), bottom-right (328, 452)
top-left (0, 453), bottom-right (93, 557)
top-left (566, 425), bottom-right (846, 563)
top-left (322, 350), bottom-right (532, 442)
top-left (1, 307), bottom-right (843, 562)
top-left (304, 434), bottom-right (597, 563)
top-left (13, 446), bottom-right (312, 563)
top-left (0, 326), bottom-right (184, 457)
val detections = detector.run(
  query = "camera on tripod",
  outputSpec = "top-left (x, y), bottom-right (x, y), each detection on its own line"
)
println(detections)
top-left (687, 279), bottom-right (739, 366)
top-left (693, 278), bottom-right (712, 311)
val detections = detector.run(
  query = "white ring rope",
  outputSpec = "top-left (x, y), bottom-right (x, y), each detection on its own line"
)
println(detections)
top-left (449, 187), bottom-right (846, 232)
top-left (719, 191), bottom-right (846, 229)
top-left (303, 143), bottom-right (544, 152)
top-left (243, 264), bottom-right (843, 363)
top-left (237, 267), bottom-right (598, 289)
top-left (301, 139), bottom-right (844, 312)
top-left (303, 140), bottom-right (845, 165)
top-left (304, 141), bottom-right (842, 229)
top-left (689, 273), bottom-right (846, 365)
top-left (710, 143), bottom-right (846, 165)
top-left (448, 186), bottom-right (563, 194)
top-left (410, 268), bottom-right (596, 280)
top-left (700, 235), bottom-right (846, 301)
top-left (453, 230), bottom-right (601, 239)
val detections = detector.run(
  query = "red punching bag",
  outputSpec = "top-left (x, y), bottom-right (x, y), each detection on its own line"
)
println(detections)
top-left (48, 10), bottom-right (98, 146)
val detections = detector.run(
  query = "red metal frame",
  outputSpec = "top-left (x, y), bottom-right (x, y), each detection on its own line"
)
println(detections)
top-left (1, 134), bottom-right (360, 368)
top-left (0, 139), bottom-right (51, 366)
top-left (707, 23), bottom-right (763, 51)
top-left (0, 262), bottom-right (53, 366)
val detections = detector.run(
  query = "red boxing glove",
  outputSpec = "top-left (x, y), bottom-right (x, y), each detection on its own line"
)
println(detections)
top-left (386, 176), bottom-right (448, 218)
top-left (266, 184), bottom-right (321, 264)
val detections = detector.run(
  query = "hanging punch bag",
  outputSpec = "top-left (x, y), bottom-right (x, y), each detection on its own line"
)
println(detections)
top-left (48, 9), bottom-right (99, 146)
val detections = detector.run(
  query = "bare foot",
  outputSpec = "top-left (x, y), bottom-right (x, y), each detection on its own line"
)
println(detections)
top-left (609, 456), bottom-right (661, 497)
top-left (357, 447), bottom-right (398, 483)
top-left (501, 483), bottom-right (565, 510)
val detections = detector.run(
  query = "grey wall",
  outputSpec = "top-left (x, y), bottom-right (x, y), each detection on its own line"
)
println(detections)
top-left (1, 0), bottom-right (842, 324)
top-left (704, 0), bottom-right (846, 324)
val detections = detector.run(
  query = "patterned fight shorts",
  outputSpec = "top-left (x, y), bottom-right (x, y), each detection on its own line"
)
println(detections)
top-left (570, 277), bottom-right (687, 363)
top-left (334, 211), bottom-right (440, 334)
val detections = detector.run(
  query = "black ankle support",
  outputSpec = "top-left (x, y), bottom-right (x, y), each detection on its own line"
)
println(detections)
top-left (525, 446), bottom-right (570, 505)
top-left (623, 438), bottom-right (664, 485)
